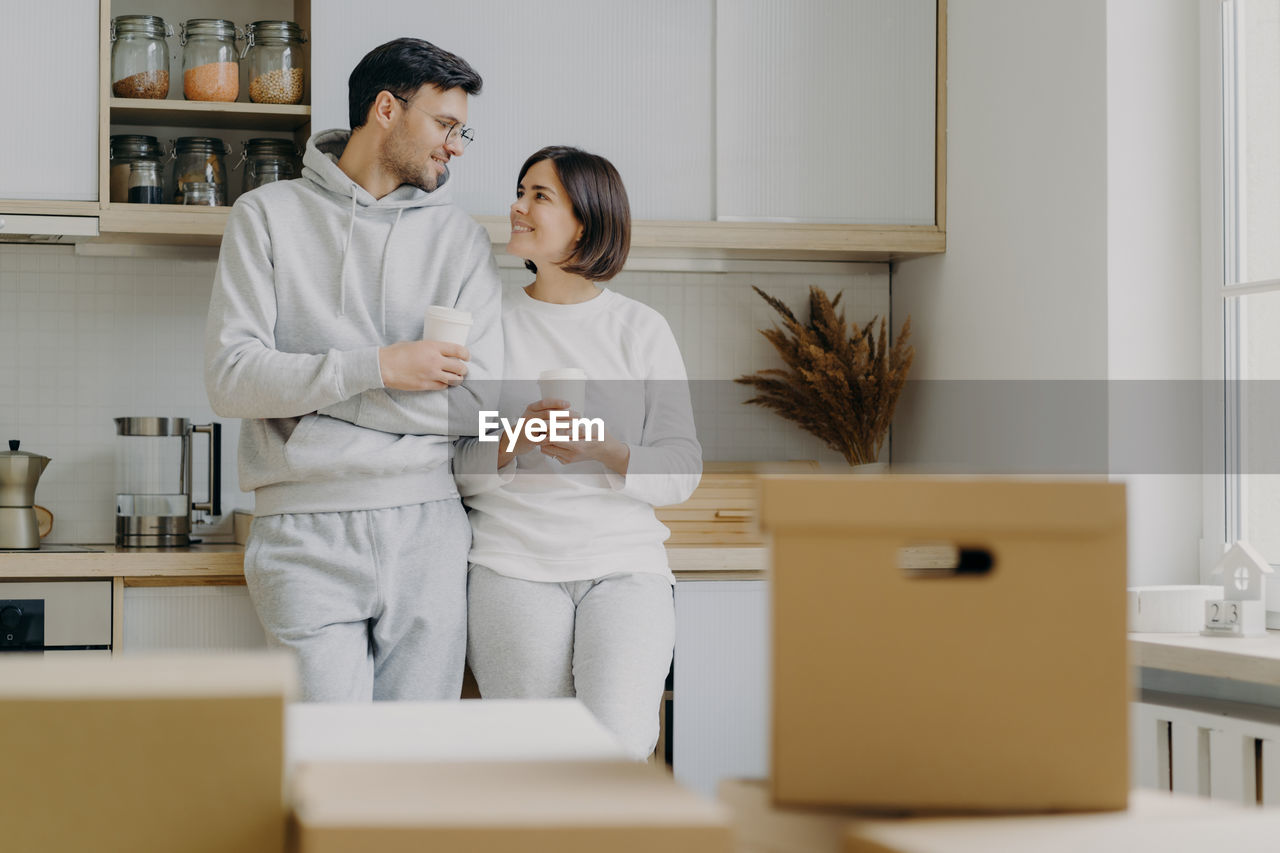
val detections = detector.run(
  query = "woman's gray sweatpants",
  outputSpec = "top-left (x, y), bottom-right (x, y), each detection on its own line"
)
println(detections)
top-left (244, 499), bottom-right (470, 702)
top-left (466, 565), bottom-right (675, 760)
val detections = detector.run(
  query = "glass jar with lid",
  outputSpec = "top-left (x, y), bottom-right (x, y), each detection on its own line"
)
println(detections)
top-left (180, 19), bottom-right (240, 102)
top-left (242, 21), bottom-right (307, 104)
top-left (238, 138), bottom-right (299, 193)
top-left (182, 182), bottom-right (219, 206)
top-left (111, 15), bottom-right (172, 99)
top-left (127, 162), bottom-right (163, 204)
top-left (170, 137), bottom-right (230, 205)
top-left (108, 135), bottom-right (164, 203)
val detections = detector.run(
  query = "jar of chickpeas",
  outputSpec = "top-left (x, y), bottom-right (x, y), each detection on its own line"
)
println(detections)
top-left (242, 21), bottom-right (307, 105)
top-left (180, 19), bottom-right (240, 102)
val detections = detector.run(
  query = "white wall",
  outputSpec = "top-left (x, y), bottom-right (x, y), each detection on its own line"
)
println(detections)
top-left (893, 0), bottom-right (1206, 586)
top-left (891, 0), bottom-right (1110, 475)
top-left (1105, 0), bottom-right (1203, 586)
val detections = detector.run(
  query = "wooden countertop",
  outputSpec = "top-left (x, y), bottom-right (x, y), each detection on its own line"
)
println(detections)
top-left (0, 543), bottom-right (766, 580)
top-left (1130, 631), bottom-right (1280, 688)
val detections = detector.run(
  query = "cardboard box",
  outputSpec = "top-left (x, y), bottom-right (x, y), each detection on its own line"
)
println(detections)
top-left (291, 760), bottom-right (732, 853)
top-left (760, 477), bottom-right (1129, 813)
top-left (843, 790), bottom-right (1272, 852)
top-left (718, 778), bottom-right (858, 853)
top-left (0, 652), bottom-right (296, 853)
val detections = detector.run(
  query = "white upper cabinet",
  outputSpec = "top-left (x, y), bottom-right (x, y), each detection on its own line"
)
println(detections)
top-left (716, 0), bottom-right (936, 224)
top-left (312, 0), bottom-right (938, 227)
top-left (0, 0), bottom-right (99, 201)
top-left (312, 0), bottom-right (715, 221)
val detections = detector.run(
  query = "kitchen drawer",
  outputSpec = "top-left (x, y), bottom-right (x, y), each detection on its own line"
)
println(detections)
top-left (0, 580), bottom-right (112, 649)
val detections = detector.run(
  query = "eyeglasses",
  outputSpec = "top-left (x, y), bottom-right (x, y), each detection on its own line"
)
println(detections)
top-left (391, 94), bottom-right (476, 149)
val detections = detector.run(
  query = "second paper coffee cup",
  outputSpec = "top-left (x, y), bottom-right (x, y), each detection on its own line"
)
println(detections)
top-left (423, 305), bottom-right (473, 345)
top-left (538, 368), bottom-right (587, 413)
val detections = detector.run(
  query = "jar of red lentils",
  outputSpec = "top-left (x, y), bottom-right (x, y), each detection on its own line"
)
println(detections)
top-left (180, 19), bottom-right (240, 102)
top-left (110, 15), bottom-right (172, 99)
top-left (242, 21), bottom-right (307, 105)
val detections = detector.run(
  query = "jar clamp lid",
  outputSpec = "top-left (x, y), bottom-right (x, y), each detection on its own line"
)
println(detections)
top-left (234, 137), bottom-right (299, 169)
top-left (243, 20), bottom-right (307, 46)
top-left (171, 136), bottom-right (231, 156)
top-left (109, 134), bottom-right (164, 161)
top-left (179, 18), bottom-right (240, 44)
top-left (111, 15), bottom-right (171, 40)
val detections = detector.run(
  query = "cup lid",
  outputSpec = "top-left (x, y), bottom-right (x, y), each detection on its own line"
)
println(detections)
top-left (425, 306), bottom-right (473, 323)
top-left (538, 368), bottom-right (587, 380)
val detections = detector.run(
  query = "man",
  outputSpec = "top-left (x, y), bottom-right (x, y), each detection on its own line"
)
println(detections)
top-left (204, 38), bottom-right (501, 702)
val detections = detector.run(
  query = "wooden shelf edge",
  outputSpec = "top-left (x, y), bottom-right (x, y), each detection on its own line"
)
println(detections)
top-left (478, 217), bottom-right (947, 261)
top-left (89, 208), bottom-right (944, 258)
top-left (0, 200), bottom-right (101, 216)
top-left (109, 98), bottom-right (311, 117)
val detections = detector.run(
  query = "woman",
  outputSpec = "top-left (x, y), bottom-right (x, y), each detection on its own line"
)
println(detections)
top-left (453, 146), bottom-right (701, 759)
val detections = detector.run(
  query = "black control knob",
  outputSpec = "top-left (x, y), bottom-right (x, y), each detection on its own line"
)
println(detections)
top-left (0, 606), bottom-right (21, 631)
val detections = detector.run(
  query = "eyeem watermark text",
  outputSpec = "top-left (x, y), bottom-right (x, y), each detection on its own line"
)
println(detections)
top-left (479, 410), bottom-right (605, 452)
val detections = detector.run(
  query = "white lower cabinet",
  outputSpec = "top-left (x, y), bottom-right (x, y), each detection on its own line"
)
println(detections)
top-left (673, 579), bottom-right (770, 797)
top-left (122, 585), bottom-right (267, 653)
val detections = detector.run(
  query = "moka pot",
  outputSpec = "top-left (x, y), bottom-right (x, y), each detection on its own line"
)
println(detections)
top-left (0, 440), bottom-right (51, 550)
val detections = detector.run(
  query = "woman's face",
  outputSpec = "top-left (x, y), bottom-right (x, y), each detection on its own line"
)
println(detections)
top-left (508, 159), bottom-right (583, 269)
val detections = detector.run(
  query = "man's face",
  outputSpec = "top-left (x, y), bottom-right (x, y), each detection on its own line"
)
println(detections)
top-left (379, 85), bottom-right (470, 192)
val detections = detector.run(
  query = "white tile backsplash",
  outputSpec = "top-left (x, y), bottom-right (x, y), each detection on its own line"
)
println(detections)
top-left (1, 244), bottom-right (888, 544)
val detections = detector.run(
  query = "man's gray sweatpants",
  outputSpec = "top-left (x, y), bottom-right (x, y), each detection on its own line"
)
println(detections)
top-left (244, 499), bottom-right (470, 702)
top-left (467, 565), bottom-right (675, 760)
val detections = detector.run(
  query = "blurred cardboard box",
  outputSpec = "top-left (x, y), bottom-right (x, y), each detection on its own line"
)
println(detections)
top-left (760, 477), bottom-right (1128, 813)
top-left (0, 652), bottom-right (296, 853)
top-left (291, 760), bottom-right (732, 853)
top-left (718, 778), bottom-right (857, 853)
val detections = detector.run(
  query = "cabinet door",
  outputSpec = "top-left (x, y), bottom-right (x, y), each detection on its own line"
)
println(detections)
top-left (122, 585), bottom-right (267, 652)
top-left (311, 0), bottom-right (714, 221)
top-left (0, 1), bottom-right (98, 201)
top-left (716, 0), bottom-right (936, 224)
top-left (673, 579), bottom-right (769, 797)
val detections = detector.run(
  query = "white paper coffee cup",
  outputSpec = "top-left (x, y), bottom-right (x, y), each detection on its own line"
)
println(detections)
top-left (538, 368), bottom-right (587, 414)
top-left (423, 306), bottom-right (473, 346)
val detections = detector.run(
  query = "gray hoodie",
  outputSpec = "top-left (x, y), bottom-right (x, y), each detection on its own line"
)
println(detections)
top-left (205, 129), bottom-right (503, 516)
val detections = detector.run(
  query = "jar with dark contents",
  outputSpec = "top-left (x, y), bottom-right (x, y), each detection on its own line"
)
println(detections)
top-left (109, 135), bottom-right (164, 203)
top-left (111, 15), bottom-right (172, 99)
top-left (238, 138), bottom-right (299, 193)
top-left (127, 161), bottom-right (163, 204)
top-left (180, 19), bottom-right (240, 102)
top-left (243, 21), bottom-right (307, 104)
top-left (170, 137), bottom-right (229, 205)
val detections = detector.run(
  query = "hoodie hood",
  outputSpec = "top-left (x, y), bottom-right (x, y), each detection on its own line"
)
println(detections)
top-left (302, 128), bottom-right (456, 208)
top-left (300, 129), bottom-right (457, 325)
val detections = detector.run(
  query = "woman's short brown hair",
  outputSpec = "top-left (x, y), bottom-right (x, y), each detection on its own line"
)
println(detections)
top-left (517, 146), bottom-right (631, 282)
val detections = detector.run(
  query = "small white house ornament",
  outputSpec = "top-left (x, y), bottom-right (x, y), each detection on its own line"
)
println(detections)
top-left (1202, 541), bottom-right (1273, 637)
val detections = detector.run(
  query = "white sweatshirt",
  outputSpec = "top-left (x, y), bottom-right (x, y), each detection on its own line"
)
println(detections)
top-left (453, 286), bottom-right (702, 583)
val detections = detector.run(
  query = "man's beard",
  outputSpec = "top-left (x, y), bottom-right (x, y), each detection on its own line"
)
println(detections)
top-left (379, 124), bottom-right (439, 192)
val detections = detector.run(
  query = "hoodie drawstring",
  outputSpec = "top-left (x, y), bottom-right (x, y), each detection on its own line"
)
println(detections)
top-left (337, 191), bottom-right (358, 318)
top-left (379, 207), bottom-right (404, 335)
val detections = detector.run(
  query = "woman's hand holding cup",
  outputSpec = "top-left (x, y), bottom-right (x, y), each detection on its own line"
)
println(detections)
top-left (495, 398), bottom-right (571, 468)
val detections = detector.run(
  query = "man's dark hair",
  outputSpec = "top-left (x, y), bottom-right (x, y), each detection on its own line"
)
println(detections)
top-left (518, 147), bottom-right (631, 282)
top-left (348, 38), bottom-right (483, 130)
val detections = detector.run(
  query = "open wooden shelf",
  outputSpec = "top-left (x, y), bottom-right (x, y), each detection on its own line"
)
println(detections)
top-left (109, 98), bottom-right (312, 131)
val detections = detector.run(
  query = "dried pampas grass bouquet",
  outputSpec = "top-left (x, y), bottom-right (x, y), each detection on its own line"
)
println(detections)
top-left (735, 285), bottom-right (914, 467)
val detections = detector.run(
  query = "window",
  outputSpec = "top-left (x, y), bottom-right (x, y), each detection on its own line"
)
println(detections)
top-left (1221, 0), bottom-right (1280, 561)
